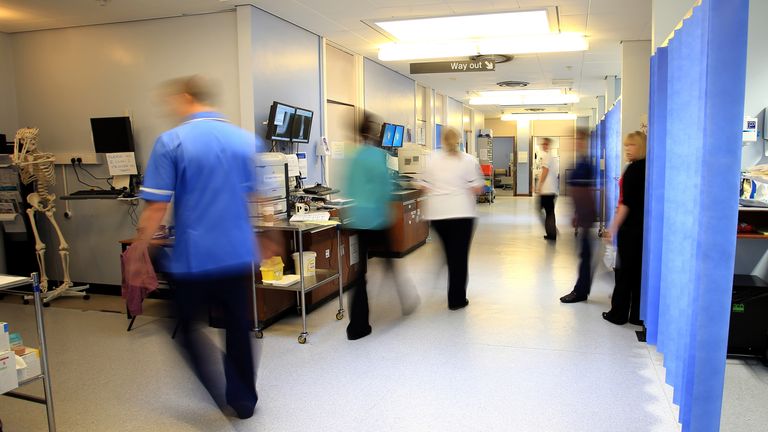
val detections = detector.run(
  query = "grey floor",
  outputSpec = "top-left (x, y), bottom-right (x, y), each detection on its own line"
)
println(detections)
top-left (1, 197), bottom-right (766, 431)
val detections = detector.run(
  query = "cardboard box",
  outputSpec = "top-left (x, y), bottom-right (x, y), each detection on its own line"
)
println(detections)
top-left (0, 350), bottom-right (18, 394)
top-left (0, 322), bottom-right (9, 353)
top-left (17, 348), bottom-right (41, 383)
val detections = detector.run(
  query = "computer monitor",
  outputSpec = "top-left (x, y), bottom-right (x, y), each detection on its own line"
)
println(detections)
top-left (0, 134), bottom-right (12, 155)
top-left (381, 123), bottom-right (395, 147)
top-left (392, 125), bottom-right (404, 148)
top-left (267, 102), bottom-right (296, 142)
top-left (90, 117), bottom-right (135, 153)
top-left (291, 108), bottom-right (313, 143)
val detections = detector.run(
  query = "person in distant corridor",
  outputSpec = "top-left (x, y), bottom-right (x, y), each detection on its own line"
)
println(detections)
top-left (537, 137), bottom-right (559, 241)
top-left (602, 131), bottom-right (647, 326)
top-left (560, 128), bottom-right (597, 304)
top-left (344, 111), bottom-right (419, 341)
top-left (131, 76), bottom-right (274, 419)
top-left (422, 127), bottom-right (484, 310)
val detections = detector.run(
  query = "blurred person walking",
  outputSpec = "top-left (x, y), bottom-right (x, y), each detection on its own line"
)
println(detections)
top-left (537, 137), bottom-right (559, 241)
top-left (344, 112), bottom-right (418, 340)
top-left (422, 127), bottom-right (484, 310)
top-left (560, 128), bottom-right (597, 303)
top-left (602, 131), bottom-right (647, 325)
top-left (131, 76), bottom-right (267, 419)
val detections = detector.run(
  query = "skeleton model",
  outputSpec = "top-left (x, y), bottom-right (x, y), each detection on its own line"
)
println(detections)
top-left (11, 128), bottom-right (87, 303)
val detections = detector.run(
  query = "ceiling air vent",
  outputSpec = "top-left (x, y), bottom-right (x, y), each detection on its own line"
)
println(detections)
top-left (496, 80), bottom-right (530, 88)
top-left (470, 54), bottom-right (513, 64)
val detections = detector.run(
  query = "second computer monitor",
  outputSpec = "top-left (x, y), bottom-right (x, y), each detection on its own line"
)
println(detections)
top-left (392, 125), bottom-right (404, 148)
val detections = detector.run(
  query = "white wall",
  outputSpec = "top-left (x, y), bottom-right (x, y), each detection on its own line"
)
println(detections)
top-left (364, 59), bottom-right (415, 134)
top-left (249, 6), bottom-right (324, 185)
top-left (652, 0), bottom-right (697, 50)
top-left (446, 97), bottom-right (463, 132)
top-left (620, 40), bottom-right (651, 165)
top-left (0, 32), bottom-right (18, 139)
top-left (9, 12), bottom-right (241, 285)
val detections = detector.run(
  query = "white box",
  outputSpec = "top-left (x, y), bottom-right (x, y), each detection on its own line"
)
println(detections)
top-left (17, 348), bottom-right (41, 383)
top-left (0, 322), bottom-right (9, 353)
top-left (0, 350), bottom-right (18, 394)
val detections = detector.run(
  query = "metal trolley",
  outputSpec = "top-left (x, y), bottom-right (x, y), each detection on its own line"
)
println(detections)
top-left (252, 220), bottom-right (345, 344)
top-left (1, 273), bottom-right (57, 431)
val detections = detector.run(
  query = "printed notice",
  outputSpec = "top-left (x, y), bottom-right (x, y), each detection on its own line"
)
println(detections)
top-left (349, 234), bottom-right (359, 265)
top-left (105, 152), bottom-right (139, 176)
top-left (331, 142), bottom-right (345, 160)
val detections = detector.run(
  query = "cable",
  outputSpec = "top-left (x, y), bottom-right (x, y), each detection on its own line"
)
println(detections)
top-left (70, 162), bottom-right (103, 189)
top-left (77, 162), bottom-right (115, 189)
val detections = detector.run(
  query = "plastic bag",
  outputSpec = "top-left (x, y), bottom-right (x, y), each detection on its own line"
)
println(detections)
top-left (603, 244), bottom-right (617, 270)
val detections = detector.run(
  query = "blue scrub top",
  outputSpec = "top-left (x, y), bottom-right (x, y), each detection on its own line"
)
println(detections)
top-left (140, 111), bottom-right (260, 276)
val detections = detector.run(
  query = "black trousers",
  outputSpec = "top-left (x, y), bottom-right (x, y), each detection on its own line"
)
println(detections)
top-left (347, 229), bottom-right (396, 333)
top-left (608, 233), bottom-right (643, 323)
top-left (573, 229), bottom-right (593, 297)
top-left (432, 218), bottom-right (475, 308)
top-left (539, 195), bottom-right (557, 238)
top-left (172, 270), bottom-right (257, 410)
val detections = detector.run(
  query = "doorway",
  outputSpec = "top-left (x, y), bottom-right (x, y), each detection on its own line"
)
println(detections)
top-left (513, 138), bottom-right (532, 196)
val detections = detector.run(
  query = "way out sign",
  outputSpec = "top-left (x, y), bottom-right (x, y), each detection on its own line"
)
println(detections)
top-left (410, 60), bottom-right (495, 74)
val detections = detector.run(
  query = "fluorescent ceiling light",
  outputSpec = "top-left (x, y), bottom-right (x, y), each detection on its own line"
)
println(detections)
top-left (378, 33), bottom-right (588, 61)
top-left (470, 90), bottom-right (580, 106)
top-left (501, 113), bottom-right (577, 121)
top-left (375, 11), bottom-right (550, 42)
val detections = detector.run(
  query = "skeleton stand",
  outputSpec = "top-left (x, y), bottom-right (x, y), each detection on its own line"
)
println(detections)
top-left (12, 128), bottom-right (89, 305)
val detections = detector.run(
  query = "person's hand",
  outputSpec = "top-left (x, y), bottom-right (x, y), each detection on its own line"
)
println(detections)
top-left (602, 230), bottom-right (615, 243)
top-left (572, 216), bottom-right (578, 228)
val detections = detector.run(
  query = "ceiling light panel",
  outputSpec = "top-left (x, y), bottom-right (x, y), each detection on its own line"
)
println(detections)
top-left (375, 11), bottom-right (550, 42)
top-left (378, 33), bottom-right (588, 61)
top-left (470, 90), bottom-right (580, 106)
top-left (501, 113), bottom-right (577, 121)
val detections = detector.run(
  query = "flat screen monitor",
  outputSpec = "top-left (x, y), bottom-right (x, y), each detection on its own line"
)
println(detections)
top-left (90, 117), bottom-right (135, 153)
top-left (381, 123), bottom-right (395, 147)
top-left (0, 134), bottom-right (11, 155)
top-left (291, 108), bottom-right (313, 143)
top-left (392, 125), bottom-right (404, 148)
top-left (267, 102), bottom-right (296, 142)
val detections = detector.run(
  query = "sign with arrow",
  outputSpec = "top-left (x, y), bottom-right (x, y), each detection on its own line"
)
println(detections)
top-left (410, 60), bottom-right (495, 74)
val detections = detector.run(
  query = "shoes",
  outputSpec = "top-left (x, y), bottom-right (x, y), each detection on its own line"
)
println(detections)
top-left (543, 236), bottom-right (557, 241)
top-left (629, 319), bottom-right (644, 327)
top-left (560, 291), bottom-right (588, 303)
top-left (449, 299), bottom-right (469, 311)
top-left (602, 312), bottom-right (627, 325)
top-left (227, 392), bottom-right (257, 419)
top-left (346, 324), bottom-right (372, 340)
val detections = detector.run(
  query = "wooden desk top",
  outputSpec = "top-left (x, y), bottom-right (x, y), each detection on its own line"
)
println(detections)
top-left (119, 238), bottom-right (173, 246)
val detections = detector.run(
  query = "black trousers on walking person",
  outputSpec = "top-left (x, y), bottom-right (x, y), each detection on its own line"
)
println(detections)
top-left (539, 194), bottom-right (557, 239)
top-left (432, 218), bottom-right (475, 309)
top-left (605, 231), bottom-right (643, 324)
top-left (347, 228), bottom-right (397, 339)
top-left (172, 270), bottom-right (257, 417)
top-left (573, 229), bottom-right (593, 297)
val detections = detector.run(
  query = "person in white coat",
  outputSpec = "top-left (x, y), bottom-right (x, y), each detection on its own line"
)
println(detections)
top-left (422, 127), bottom-right (484, 310)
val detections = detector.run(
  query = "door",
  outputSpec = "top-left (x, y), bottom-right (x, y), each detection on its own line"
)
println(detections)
top-left (493, 137), bottom-right (513, 174)
top-left (514, 138), bottom-right (532, 196)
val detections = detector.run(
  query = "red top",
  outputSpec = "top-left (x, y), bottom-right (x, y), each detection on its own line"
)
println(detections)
top-left (618, 177), bottom-right (624, 205)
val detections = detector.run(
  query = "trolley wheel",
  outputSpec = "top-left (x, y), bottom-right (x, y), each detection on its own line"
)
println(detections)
top-left (83, 294), bottom-right (91, 300)
top-left (254, 330), bottom-right (264, 339)
top-left (298, 335), bottom-right (307, 344)
top-left (23, 299), bottom-right (30, 305)
top-left (336, 311), bottom-right (344, 320)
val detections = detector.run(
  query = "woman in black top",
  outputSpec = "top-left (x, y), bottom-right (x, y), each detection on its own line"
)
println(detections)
top-left (603, 131), bottom-right (647, 325)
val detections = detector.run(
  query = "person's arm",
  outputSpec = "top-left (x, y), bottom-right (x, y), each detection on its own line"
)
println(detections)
top-left (135, 136), bottom-right (176, 247)
top-left (537, 167), bottom-right (549, 195)
top-left (469, 158), bottom-right (485, 195)
top-left (135, 202), bottom-right (169, 247)
top-left (605, 204), bottom-right (629, 241)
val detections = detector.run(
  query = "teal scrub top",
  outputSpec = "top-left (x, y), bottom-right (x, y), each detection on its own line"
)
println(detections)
top-left (344, 145), bottom-right (393, 230)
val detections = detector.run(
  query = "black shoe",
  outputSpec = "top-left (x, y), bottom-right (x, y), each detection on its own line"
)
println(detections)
top-left (602, 312), bottom-right (627, 325)
top-left (560, 291), bottom-right (588, 303)
top-left (346, 324), bottom-right (372, 341)
top-left (449, 299), bottom-right (469, 310)
top-left (629, 318), bottom-right (644, 327)
top-left (227, 392), bottom-right (257, 419)
top-left (544, 236), bottom-right (557, 241)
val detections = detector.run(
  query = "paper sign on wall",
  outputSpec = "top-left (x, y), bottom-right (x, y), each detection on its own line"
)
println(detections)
top-left (105, 152), bottom-right (138, 176)
top-left (331, 142), bottom-right (345, 160)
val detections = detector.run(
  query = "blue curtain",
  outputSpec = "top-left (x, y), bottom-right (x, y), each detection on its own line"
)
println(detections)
top-left (604, 100), bottom-right (622, 226)
top-left (641, 0), bottom-right (749, 430)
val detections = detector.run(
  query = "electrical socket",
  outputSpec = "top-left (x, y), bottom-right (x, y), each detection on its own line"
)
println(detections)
top-left (325, 249), bottom-right (330, 259)
top-left (54, 152), bottom-right (100, 165)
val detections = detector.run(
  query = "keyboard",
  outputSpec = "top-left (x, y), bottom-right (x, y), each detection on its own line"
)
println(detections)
top-left (70, 189), bottom-right (123, 196)
top-left (290, 212), bottom-right (331, 222)
top-left (303, 184), bottom-right (333, 195)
